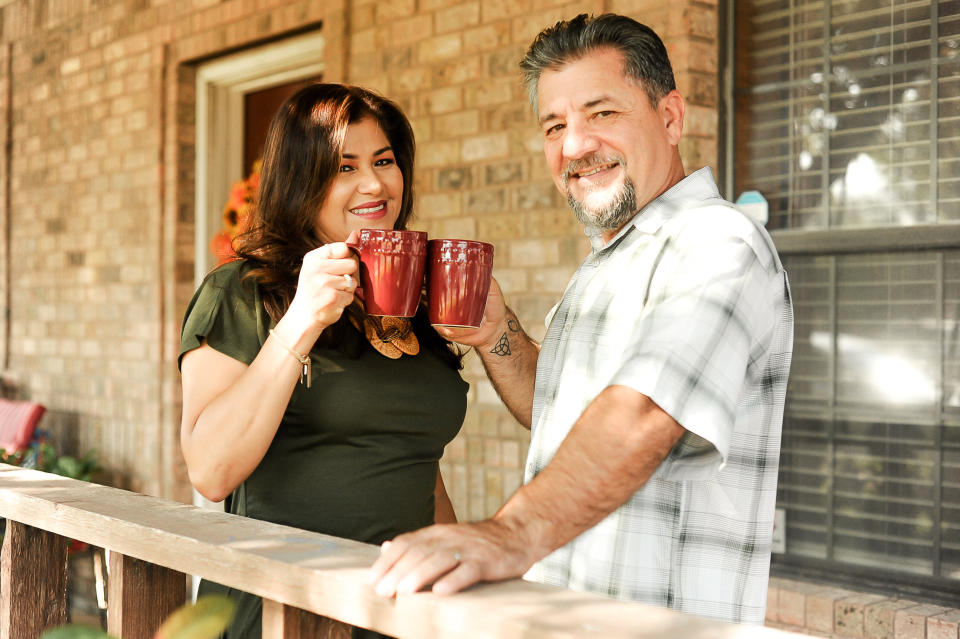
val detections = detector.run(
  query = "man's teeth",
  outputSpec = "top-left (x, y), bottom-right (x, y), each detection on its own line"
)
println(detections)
top-left (351, 203), bottom-right (385, 214)
top-left (576, 163), bottom-right (616, 178)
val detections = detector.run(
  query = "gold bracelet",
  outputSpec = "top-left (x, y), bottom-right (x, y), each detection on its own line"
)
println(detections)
top-left (269, 328), bottom-right (312, 388)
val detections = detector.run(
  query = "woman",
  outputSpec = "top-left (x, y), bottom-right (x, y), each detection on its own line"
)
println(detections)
top-left (179, 84), bottom-right (467, 638)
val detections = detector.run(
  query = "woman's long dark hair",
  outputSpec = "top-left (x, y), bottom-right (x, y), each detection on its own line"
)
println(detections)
top-left (234, 83), bottom-right (461, 368)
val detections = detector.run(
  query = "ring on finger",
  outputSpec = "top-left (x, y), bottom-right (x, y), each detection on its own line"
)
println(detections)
top-left (452, 551), bottom-right (462, 563)
top-left (343, 273), bottom-right (354, 288)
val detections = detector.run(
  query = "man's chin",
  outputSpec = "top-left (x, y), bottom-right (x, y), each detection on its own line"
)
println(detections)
top-left (570, 197), bottom-right (620, 224)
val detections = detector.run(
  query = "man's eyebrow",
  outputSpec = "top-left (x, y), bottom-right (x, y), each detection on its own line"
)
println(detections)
top-left (538, 96), bottom-right (615, 126)
top-left (342, 146), bottom-right (393, 159)
top-left (583, 96), bottom-right (613, 109)
top-left (538, 111), bottom-right (559, 126)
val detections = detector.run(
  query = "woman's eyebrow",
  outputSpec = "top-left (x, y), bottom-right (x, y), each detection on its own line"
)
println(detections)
top-left (342, 146), bottom-right (393, 159)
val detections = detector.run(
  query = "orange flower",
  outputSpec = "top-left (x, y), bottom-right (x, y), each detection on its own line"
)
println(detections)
top-left (212, 162), bottom-right (261, 267)
top-left (210, 230), bottom-right (236, 267)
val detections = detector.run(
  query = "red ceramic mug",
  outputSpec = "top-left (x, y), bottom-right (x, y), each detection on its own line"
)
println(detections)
top-left (348, 229), bottom-right (427, 317)
top-left (427, 239), bottom-right (494, 328)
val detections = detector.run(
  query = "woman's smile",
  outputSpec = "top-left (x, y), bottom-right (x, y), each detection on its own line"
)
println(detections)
top-left (350, 200), bottom-right (389, 218)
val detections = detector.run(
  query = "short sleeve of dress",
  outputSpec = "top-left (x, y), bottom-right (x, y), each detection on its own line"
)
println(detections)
top-left (178, 261), bottom-right (265, 370)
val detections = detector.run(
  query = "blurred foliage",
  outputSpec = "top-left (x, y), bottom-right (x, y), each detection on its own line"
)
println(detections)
top-left (39, 595), bottom-right (236, 639)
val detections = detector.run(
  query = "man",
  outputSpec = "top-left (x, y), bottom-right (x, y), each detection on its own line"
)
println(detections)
top-left (369, 13), bottom-right (793, 625)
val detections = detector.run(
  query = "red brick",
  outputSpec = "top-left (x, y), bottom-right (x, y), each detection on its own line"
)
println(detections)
top-left (896, 605), bottom-right (952, 639)
top-left (436, 2), bottom-right (480, 34)
top-left (836, 595), bottom-right (891, 638)
top-left (928, 610), bottom-right (960, 639)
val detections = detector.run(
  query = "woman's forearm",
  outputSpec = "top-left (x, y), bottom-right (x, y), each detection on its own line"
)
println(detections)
top-left (180, 318), bottom-right (323, 501)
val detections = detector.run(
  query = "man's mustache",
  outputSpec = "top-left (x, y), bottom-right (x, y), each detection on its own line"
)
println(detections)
top-left (561, 155), bottom-right (625, 188)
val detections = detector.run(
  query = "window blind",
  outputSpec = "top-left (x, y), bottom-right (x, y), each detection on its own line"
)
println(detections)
top-left (736, 0), bottom-right (960, 230)
top-left (735, 0), bottom-right (960, 589)
top-left (780, 251), bottom-right (960, 579)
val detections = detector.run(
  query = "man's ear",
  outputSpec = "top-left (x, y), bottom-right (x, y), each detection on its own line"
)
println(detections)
top-left (659, 90), bottom-right (685, 146)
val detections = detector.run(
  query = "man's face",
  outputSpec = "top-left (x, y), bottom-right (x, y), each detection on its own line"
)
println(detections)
top-left (536, 48), bottom-right (684, 238)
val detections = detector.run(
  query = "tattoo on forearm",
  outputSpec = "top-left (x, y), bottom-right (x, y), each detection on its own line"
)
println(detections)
top-left (507, 319), bottom-right (520, 333)
top-left (490, 332), bottom-right (512, 356)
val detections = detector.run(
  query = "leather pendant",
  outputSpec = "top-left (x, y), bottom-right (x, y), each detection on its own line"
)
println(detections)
top-left (362, 316), bottom-right (420, 359)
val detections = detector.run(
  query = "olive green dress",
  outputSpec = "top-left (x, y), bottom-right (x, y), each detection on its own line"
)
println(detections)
top-left (179, 260), bottom-right (468, 639)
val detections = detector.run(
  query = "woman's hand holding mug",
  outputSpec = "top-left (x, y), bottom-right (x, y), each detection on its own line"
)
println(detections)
top-left (287, 231), bottom-right (360, 338)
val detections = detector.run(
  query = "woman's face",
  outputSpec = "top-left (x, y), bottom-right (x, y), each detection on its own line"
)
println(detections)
top-left (315, 117), bottom-right (404, 242)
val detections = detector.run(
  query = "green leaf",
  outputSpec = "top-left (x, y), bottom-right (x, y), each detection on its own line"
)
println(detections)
top-left (40, 625), bottom-right (116, 639)
top-left (55, 456), bottom-right (82, 479)
top-left (154, 595), bottom-right (236, 639)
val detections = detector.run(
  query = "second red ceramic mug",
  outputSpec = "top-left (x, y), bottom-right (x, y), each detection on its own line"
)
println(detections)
top-left (427, 238), bottom-right (494, 328)
top-left (348, 228), bottom-right (427, 317)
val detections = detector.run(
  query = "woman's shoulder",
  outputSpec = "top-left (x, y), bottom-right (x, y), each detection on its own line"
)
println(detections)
top-left (193, 259), bottom-right (263, 305)
top-left (201, 259), bottom-right (252, 289)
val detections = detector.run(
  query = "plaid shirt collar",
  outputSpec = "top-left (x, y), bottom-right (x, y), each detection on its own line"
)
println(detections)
top-left (590, 166), bottom-right (722, 252)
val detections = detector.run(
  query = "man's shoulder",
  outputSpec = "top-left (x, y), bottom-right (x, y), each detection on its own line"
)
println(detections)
top-left (665, 200), bottom-right (782, 272)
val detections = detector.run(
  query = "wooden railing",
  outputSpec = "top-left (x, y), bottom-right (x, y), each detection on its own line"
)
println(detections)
top-left (0, 464), bottom-right (806, 639)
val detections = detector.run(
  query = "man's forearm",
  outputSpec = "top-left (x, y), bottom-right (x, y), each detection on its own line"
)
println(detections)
top-left (475, 308), bottom-right (540, 428)
top-left (492, 385), bottom-right (686, 557)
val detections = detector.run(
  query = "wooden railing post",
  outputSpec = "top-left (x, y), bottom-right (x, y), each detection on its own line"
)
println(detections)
top-left (107, 552), bottom-right (186, 639)
top-left (262, 599), bottom-right (351, 639)
top-left (0, 520), bottom-right (68, 639)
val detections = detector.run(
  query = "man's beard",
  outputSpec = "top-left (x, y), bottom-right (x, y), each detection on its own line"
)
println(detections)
top-left (561, 155), bottom-right (638, 232)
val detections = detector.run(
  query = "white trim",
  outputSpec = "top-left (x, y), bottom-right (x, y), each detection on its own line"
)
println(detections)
top-left (194, 31), bottom-right (325, 284)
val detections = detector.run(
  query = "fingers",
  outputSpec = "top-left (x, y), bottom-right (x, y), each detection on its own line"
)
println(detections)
top-left (434, 326), bottom-right (477, 341)
top-left (395, 549), bottom-right (462, 596)
top-left (303, 253), bottom-right (357, 278)
top-left (430, 562), bottom-right (479, 596)
top-left (316, 240), bottom-right (355, 260)
top-left (368, 539), bottom-right (401, 586)
top-left (369, 532), bottom-right (466, 598)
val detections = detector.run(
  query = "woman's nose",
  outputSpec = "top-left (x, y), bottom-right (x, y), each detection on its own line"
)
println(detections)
top-left (357, 168), bottom-right (385, 194)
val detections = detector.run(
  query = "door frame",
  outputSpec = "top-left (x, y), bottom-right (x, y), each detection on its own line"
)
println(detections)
top-left (194, 31), bottom-right (326, 283)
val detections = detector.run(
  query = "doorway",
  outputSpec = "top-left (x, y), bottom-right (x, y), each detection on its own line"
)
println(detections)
top-left (194, 31), bottom-right (326, 282)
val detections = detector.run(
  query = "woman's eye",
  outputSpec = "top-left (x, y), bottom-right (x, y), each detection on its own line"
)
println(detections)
top-left (339, 164), bottom-right (354, 173)
top-left (375, 158), bottom-right (395, 167)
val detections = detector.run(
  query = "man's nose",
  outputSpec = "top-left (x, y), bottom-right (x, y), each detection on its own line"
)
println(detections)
top-left (561, 121), bottom-right (600, 160)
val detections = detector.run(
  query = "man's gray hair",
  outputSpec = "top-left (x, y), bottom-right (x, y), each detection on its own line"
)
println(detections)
top-left (519, 13), bottom-right (677, 112)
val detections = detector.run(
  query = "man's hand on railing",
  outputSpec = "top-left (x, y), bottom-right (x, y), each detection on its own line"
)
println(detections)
top-left (368, 518), bottom-right (539, 597)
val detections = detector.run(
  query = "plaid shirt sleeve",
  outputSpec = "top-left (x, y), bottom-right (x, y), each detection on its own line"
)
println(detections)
top-left (609, 204), bottom-right (783, 481)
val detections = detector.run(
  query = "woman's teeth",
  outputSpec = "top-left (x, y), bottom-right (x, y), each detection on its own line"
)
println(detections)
top-left (351, 203), bottom-right (385, 215)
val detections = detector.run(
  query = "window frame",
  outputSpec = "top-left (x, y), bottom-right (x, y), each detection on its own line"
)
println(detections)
top-left (722, 0), bottom-right (960, 602)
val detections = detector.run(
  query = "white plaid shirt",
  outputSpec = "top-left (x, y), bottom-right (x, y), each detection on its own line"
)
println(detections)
top-left (524, 168), bottom-right (794, 625)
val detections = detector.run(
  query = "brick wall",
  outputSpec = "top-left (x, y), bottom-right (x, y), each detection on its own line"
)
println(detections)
top-left (0, 0), bottom-right (719, 512)
top-left (342, 0), bottom-right (721, 520)
top-left (768, 578), bottom-right (960, 639)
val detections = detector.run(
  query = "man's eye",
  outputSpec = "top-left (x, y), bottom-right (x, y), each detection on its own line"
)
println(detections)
top-left (545, 123), bottom-right (565, 136)
top-left (595, 111), bottom-right (614, 119)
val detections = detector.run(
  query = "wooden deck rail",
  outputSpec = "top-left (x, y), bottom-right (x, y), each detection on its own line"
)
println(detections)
top-left (0, 464), bottom-right (805, 639)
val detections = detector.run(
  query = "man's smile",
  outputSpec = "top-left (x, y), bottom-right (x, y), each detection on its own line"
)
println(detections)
top-left (569, 162), bottom-right (619, 180)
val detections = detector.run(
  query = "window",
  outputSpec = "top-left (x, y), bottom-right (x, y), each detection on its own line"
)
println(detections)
top-left (733, 0), bottom-right (960, 599)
